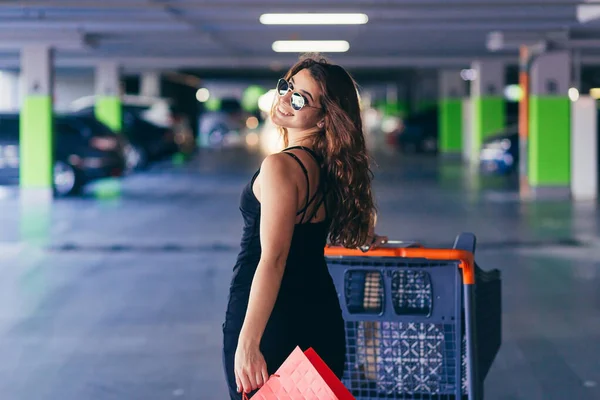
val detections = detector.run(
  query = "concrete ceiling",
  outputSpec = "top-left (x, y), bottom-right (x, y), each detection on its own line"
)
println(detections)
top-left (1, 0), bottom-right (600, 72)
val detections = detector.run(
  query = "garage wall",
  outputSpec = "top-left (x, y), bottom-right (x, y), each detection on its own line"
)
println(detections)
top-left (0, 69), bottom-right (98, 112)
top-left (53, 71), bottom-right (95, 111)
top-left (0, 70), bottom-right (20, 112)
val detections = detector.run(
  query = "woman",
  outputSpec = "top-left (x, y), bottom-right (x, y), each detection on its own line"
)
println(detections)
top-left (221, 54), bottom-right (382, 399)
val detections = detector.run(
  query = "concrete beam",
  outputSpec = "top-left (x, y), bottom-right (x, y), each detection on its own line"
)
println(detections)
top-left (1, 0), bottom-right (582, 9)
top-left (0, 20), bottom-right (574, 33)
top-left (0, 8), bottom-right (576, 21)
top-left (149, 0), bottom-right (241, 56)
top-left (0, 21), bottom-right (189, 32)
top-left (0, 55), bottom-right (518, 70)
top-left (0, 31), bottom-right (95, 50)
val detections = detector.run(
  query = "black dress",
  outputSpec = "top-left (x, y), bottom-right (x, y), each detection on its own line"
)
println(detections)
top-left (221, 146), bottom-right (346, 399)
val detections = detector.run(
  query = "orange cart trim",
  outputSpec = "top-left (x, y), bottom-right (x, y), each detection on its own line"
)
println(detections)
top-left (324, 246), bottom-right (475, 285)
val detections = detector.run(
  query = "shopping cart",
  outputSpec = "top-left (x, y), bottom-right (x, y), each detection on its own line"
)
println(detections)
top-left (325, 233), bottom-right (501, 400)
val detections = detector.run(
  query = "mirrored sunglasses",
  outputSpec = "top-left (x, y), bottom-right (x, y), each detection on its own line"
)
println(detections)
top-left (276, 79), bottom-right (319, 111)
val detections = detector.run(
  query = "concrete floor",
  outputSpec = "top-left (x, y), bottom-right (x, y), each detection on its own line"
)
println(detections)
top-left (0, 147), bottom-right (599, 399)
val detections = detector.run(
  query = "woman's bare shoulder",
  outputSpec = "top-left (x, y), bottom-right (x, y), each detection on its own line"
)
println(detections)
top-left (259, 152), bottom-right (298, 176)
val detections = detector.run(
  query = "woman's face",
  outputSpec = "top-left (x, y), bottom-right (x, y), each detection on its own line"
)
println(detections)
top-left (271, 68), bottom-right (323, 132)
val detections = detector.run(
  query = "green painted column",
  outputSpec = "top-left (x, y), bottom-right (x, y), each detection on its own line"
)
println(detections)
top-left (411, 70), bottom-right (438, 114)
top-left (470, 60), bottom-right (505, 160)
top-left (376, 83), bottom-right (409, 118)
top-left (19, 45), bottom-right (54, 243)
top-left (395, 101), bottom-right (409, 118)
top-left (94, 61), bottom-right (122, 132)
top-left (92, 61), bottom-right (123, 199)
top-left (377, 100), bottom-right (409, 118)
top-left (472, 96), bottom-right (505, 153)
top-left (95, 96), bottom-right (122, 132)
top-left (439, 70), bottom-right (467, 154)
top-left (439, 99), bottom-right (463, 151)
top-left (19, 45), bottom-right (54, 194)
top-left (416, 99), bottom-right (438, 112)
top-left (528, 51), bottom-right (571, 198)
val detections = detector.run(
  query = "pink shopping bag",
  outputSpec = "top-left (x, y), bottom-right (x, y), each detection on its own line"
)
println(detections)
top-left (244, 346), bottom-right (355, 400)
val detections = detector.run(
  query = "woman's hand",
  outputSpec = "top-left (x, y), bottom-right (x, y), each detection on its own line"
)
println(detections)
top-left (370, 234), bottom-right (389, 249)
top-left (234, 341), bottom-right (269, 394)
top-left (360, 233), bottom-right (388, 252)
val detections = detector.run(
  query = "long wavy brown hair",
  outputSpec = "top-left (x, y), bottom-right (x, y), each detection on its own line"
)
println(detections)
top-left (272, 54), bottom-right (376, 248)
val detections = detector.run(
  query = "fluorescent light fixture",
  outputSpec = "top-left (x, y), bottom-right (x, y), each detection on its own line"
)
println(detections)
top-left (272, 40), bottom-right (350, 53)
top-left (577, 4), bottom-right (600, 23)
top-left (590, 88), bottom-right (600, 99)
top-left (260, 13), bottom-right (368, 25)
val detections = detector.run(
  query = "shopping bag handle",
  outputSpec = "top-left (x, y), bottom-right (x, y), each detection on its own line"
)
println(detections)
top-left (241, 374), bottom-right (280, 399)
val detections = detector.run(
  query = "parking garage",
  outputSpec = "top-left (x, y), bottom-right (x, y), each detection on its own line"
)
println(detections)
top-left (1, 1), bottom-right (600, 399)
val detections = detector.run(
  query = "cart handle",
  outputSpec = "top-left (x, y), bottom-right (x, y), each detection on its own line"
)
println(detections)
top-left (324, 245), bottom-right (475, 285)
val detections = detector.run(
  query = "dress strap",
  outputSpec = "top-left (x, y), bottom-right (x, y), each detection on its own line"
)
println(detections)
top-left (282, 145), bottom-right (321, 163)
top-left (282, 146), bottom-right (327, 223)
top-left (281, 151), bottom-right (311, 222)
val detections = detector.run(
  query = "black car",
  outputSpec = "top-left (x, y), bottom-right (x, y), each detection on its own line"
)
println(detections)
top-left (76, 106), bottom-right (180, 171)
top-left (121, 106), bottom-right (181, 170)
top-left (0, 113), bottom-right (126, 196)
top-left (395, 107), bottom-right (439, 154)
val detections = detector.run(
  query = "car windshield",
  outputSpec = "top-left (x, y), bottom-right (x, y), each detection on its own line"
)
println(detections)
top-left (56, 115), bottom-right (115, 137)
top-left (79, 117), bottom-right (114, 136)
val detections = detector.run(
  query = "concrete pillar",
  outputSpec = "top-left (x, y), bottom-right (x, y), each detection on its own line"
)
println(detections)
top-left (397, 83), bottom-right (410, 118)
top-left (140, 71), bottom-right (160, 97)
top-left (19, 45), bottom-right (54, 199)
top-left (94, 61), bottom-right (122, 132)
top-left (571, 96), bottom-right (597, 201)
top-left (438, 70), bottom-right (466, 155)
top-left (385, 83), bottom-right (409, 118)
top-left (470, 60), bottom-right (505, 159)
top-left (412, 70), bottom-right (438, 112)
top-left (0, 70), bottom-right (20, 111)
top-left (529, 51), bottom-right (571, 197)
top-left (372, 83), bottom-right (409, 119)
top-left (462, 98), bottom-right (473, 162)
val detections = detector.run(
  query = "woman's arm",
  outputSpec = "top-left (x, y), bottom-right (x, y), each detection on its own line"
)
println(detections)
top-left (234, 153), bottom-right (299, 393)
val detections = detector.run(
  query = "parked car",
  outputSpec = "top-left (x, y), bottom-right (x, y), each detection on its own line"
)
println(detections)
top-left (480, 106), bottom-right (600, 176)
top-left (120, 108), bottom-right (180, 170)
top-left (120, 96), bottom-right (195, 161)
top-left (391, 101), bottom-right (520, 155)
top-left (0, 113), bottom-right (126, 196)
top-left (479, 125), bottom-right (519, 175)
top-left (70, 95), bottom-right (195, 169)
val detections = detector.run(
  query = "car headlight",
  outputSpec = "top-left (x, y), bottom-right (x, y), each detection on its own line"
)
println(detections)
top-left (90, 136), bottom-right (118, 151)
top-left (483, 140), bottom-right (510, 151)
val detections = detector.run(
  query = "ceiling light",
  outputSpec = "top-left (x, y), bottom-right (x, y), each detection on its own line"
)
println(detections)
top-left (569, 87), bottom-right (580, 102)
top-left (460, 69), bottom-right (477, 81)
top-left (196, 88), bottom-right (210, 102)
top-left (272, 40), bottom-right (350, 53)
top-left (260, 13), bottom-right (368, 25)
